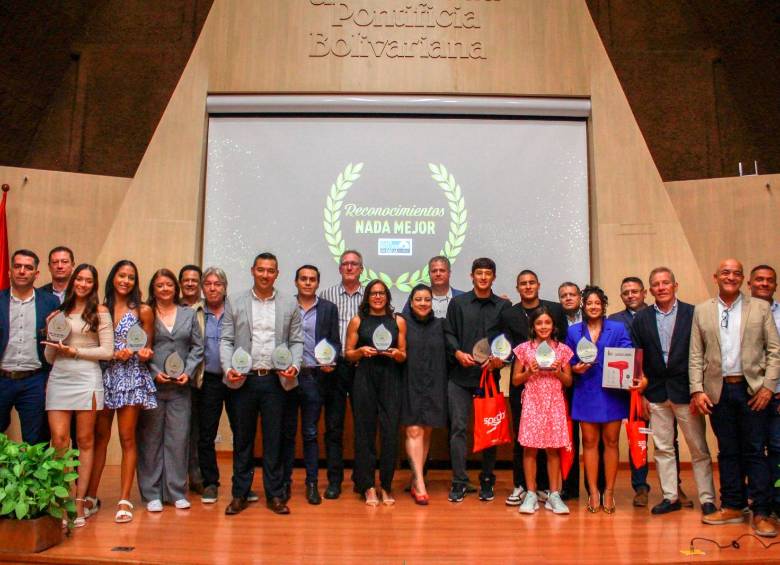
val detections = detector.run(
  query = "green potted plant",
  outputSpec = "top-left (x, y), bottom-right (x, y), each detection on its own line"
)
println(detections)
top-left (0, 433), bottom-right (79, 553)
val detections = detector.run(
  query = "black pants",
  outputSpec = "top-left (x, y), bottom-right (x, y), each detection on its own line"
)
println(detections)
top-left (230, 375), bottom-right (285, 501)
top-left (198, 372), bottom-right (237, 488)
top-left (449, 380), bottom-right (496, 486)
top-left (352, 368), bottom-right (400, 493)
top-left (319, 360), bottom-right (354, 487)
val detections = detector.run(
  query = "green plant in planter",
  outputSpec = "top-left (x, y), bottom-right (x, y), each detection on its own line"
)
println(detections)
top-left (0, 433), bottom-right (79, 522)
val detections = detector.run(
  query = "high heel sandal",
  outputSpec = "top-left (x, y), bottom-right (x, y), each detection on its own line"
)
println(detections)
top-left (602, 489), bottom-right (616, 514)
top-left (411, 486), bottom-right (430, 506)
top-left (364, 487), bottom-right (379, 507)
top-left (84, 496), bottom-right (100, 518)
top-left (73, 498), bottom-right (87, 528)
top-left (586, 492), bottom-right (601, 513)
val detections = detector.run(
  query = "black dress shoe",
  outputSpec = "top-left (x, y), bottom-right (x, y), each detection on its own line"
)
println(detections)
top-left (651, 498), bottom-right (682, 515)
top-left (281, 483), bottom-right (291, 503)
top-left (306, 483), bottom-right (322, 505)
top-left (324, 484), bottom-right (341, 500)
top-left (701, 502), bottom-right (718, 517)
top-left (225, 498), bottom-right (248, 515)
top-left (267, 497), bottom-right (290, 515)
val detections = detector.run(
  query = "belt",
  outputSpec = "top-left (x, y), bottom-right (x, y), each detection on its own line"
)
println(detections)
top-left (0, 369), bottom-right (38, 380)
top-left (248, 369), bottom-right (275, 376)
top-left (724, 375), bottom-right (745, 384)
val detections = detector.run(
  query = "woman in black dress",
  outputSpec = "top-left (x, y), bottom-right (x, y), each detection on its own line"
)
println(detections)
top-left (345, 279), bottom-right (407, 506)
top-left (401, 284), bottom-right (448, 505)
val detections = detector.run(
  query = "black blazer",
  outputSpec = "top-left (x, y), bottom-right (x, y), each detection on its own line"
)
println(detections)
top-left (502, 299), bottom-right (568, 347)
top-left (0, 289), bottom-right (60, 371)
top-left (630, 301), bottom-right (694, 404)
top-left (313, 298), bottom-right (341, 364)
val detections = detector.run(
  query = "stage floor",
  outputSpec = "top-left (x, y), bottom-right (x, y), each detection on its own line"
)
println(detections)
top-left (3, 463), bottom-right (778, 564)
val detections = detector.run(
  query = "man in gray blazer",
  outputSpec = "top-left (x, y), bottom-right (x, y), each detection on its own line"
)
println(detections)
top-left (690, 258), bottom-right (780, 537)
top-left (220, 252), bottom-right (303, 515)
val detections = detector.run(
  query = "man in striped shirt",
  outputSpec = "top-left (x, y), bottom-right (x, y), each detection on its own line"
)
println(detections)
top-left (318, 250), bottom-right (365, 499)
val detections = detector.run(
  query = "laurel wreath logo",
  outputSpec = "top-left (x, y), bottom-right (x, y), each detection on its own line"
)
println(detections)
top-left (322, 162), bottom-right (468, 292)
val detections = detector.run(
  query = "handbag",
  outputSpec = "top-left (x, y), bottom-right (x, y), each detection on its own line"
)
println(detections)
top-left (625, 388), bottom-right (650, 468)
top-left (473, 367), bottom-right (512, 453)
top-left (560, 396), bottom-right (575, 480)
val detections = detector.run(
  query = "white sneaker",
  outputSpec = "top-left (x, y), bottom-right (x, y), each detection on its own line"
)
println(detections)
top-left (518, 490), bottom-right (539, 514)
top-left (545, 491), bottom-right (570, 515)
top-left (146, 499), bottom-right (163, 512)
top-left (536, 489), bottom-right (551, 502)
top-left (505, 486), bottom-right (526, 506)
top-left (174, 499), bottom-right (191, 509)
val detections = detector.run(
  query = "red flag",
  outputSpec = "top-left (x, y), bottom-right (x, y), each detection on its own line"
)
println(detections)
top-left (0, 187), bottom-right (9, 291)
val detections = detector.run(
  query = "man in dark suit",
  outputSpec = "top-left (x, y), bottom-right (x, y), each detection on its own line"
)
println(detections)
top-left (632, 267), bottom-right (716, 516)
top-left (281, 265), bottom-right (341, 505)
top-left (37, 246), bottom-right (74, 304)
top-left (502, 269), bottom-right (572, 504)
top-left (220, 252), bottom-right (303, 515)
top-left (0, 249), bottom-right (59, 444)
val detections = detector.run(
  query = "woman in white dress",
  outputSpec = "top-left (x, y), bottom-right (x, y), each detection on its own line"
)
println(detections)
top-left (44, 263), bottom-right (114, 527)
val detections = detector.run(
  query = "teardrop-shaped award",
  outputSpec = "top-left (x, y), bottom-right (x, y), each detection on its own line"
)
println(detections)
top-left (125, 324), bottom-right (147, 352)
top-left (535, 340), bottom-right (556, 370)
top-left (164, 351), bottom-right (185, 379)
top-left (576, 337), bottom-right (598, 364)
top-left (272, 344), bottom-right (293, 370)
top-left (490, 334), bottom-right (512, 361)
top-left (472, 337), bottom-right (491, 364)
top-left (231, 347), bottom-right (252, 374)
top-left (372, 324), bottom-right (392, 351)
top-left (47, 311), bottom-right (71, 342)
top-left (314, 339), bottom-right (337, 366)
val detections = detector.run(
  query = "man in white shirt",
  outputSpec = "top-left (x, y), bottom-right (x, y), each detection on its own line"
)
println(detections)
top-left (558, 282), bottom-right (582, 326)
top-left (402, 256), bottom-right (464, 318)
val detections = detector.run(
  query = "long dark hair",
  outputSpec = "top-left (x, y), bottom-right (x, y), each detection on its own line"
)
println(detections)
top-left (61, 263), bottom-right (101, 332)
top-left (528, 305), bottom-right (558, 343)
top-left (408, 283), bottom-right (433, 322)
top-left (358, 279), bottom-right (394, 318)
top-left (104, 260), bottom-right (142, 320)
top-left (147, 268), bottom-right (180, 311)
top-left (581, 285), bottom-right (608, 319)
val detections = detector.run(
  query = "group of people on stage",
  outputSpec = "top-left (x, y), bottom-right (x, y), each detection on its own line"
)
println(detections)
top-left (1, 245), bottom-right (779, 537)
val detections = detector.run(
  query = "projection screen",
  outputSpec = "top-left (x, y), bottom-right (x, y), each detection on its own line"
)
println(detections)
top-left (202, 97), bottom-right (590, 303)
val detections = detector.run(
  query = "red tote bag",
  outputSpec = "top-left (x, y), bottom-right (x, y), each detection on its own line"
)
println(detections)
top-left (473, 367), bottom-right (512, 453)
top-left (560, 397), bottom-right (575, 480)
top-left (625, 389), bottom-right (650, 468)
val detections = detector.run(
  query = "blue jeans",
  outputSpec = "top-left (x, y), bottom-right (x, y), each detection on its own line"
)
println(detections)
top-left (710, 382), bottom-right (771, 515)
top-left (282, 371), bottom-right (324, 485)
top-left (767, 397), bottom-right (780, 512)
top-left (0, 370), bottom-right (48, 444)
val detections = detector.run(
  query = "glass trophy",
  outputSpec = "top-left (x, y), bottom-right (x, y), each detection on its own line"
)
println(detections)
top-left (490, 334), bottom-right (512, 362)
top-left (314, 339), bottom-right (337, 366)
top-left (472, 338), bottom-right (491, 364)
top-left (231, 347), bottom-right (252, 374)
top-left (47, 311), bottom-right (71, 342)
top-left (125, 324), bottom-right (147, 353)
top-left (164, 351), bottom-right (185, 380)
top-left (372, 324), bottom-right (392, 351)
top-left (272, 344), bottom-right (293, 370)
top-left (576, 337), bottom-right (598, 364)
top-left (535, 341), bottom-right (557, 370)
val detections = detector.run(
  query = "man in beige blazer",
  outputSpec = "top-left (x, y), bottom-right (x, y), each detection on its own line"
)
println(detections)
top-left (689, 258), bottom-right (780, 537)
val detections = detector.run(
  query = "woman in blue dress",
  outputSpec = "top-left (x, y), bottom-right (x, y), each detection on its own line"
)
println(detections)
top-left (566, 285), bottom-right (632, 514)
top-left (85, 260), bottom-right (156, 524)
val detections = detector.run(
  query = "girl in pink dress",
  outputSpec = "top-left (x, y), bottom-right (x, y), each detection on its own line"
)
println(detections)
top-left (512, 307), bottom-right (574, 515)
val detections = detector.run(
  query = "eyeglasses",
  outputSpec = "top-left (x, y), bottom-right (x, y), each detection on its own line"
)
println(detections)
top-left (340, 261), bottom-right (361, 268)
top-left (721, 308), bottom-right (729, 329)
top-left (369, 291), bottom-right (386, 297)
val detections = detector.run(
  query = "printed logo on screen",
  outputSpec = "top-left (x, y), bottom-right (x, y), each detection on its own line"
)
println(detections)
top-left (322, 162), bottom-right (468, 291)
top-left (377, 239), bottom-right (412, 256)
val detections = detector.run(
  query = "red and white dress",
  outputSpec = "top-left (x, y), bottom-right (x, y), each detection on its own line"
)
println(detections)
top-left (513, 340), bottom-right (573, 449)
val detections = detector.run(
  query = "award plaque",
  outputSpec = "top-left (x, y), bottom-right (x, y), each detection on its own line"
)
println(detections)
top-left (372, 324), bottom-right (392, 351)
top-left (535, 341), bottom-right (557, 370)
top-left (314, 339), bottom-right (337, 366)
top-left (472, 338), bottom-right (491, 364)
top-left (272, 344), bottom-right (293, 370)
top-left (231, 347), bottom-right (252, 374)
top-left (576, 337), bottom-right (598, 364)
top-left (164, 351), bottom-right (185, 380)
top-left (47, 311), bottom-right (71, 342)
top-left (125, 324), bottom-right (147, 352)
top-left (490, 334), bottom-right (512, 362)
